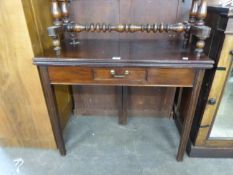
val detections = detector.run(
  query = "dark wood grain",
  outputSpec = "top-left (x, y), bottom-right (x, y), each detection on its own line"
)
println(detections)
top-left (128, 87), bottom-right (176, 118)
top-left (73, 86), bottom-right (118, 116)
top-left (69, 0), bottom-right (182, 40)
top-left (148, 68), bottom-right (195, 87)
top-left (73, 86), bottom-right (176, 118)
top-left (48, 66), bottom-right (93, 84)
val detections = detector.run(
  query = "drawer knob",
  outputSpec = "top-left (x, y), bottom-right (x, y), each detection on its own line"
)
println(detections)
top-left (208, 98), bottom-right (216, 105)
top-left (110, 69), bottom-right (129, 78)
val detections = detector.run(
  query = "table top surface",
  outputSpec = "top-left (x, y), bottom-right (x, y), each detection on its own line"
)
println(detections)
top-left (34, 39), bottom-right (214, 68)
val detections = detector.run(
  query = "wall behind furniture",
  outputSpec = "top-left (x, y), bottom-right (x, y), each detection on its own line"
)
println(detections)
top-left (0, 0), bottom-right (56, 148)
top-left (71, 0), bottom-right (185, 118)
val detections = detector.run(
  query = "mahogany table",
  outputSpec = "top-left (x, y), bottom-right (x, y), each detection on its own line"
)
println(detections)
top-left (34, 39), bottom-right (214, 161)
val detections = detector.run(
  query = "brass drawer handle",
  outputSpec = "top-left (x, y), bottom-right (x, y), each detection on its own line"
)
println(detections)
top-left (110, 69), bottom-right (129, 78)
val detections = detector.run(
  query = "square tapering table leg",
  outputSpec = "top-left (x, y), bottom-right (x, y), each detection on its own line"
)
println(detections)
top-left (176, 70), bottom-right (205, 161)
top-left (117, 86), bottom-right (128, 125)
top-left (38, 66), bottom-right (66, 155)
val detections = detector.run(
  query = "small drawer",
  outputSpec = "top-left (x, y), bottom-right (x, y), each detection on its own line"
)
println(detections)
top-left (93, 68), bottom-right (147, 82)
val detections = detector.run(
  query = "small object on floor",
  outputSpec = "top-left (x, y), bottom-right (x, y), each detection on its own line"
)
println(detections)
top-left (13, 158), bottom-right (24, 174)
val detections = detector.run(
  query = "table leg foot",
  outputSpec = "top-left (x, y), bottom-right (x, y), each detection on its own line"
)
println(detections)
top-left (59, 148), bottom-right (67, 156)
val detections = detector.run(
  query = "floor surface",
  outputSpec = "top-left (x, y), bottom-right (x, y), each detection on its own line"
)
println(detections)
top-left (1, 116), bottom-right (233, 175)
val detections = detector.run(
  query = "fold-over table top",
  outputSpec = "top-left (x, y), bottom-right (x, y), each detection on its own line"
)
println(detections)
top-left (34, 39), bottom-right (214, 69)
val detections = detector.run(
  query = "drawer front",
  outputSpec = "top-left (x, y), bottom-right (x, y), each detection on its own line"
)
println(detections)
top-left (49, 67), bottom-right (93, 84)
top-left (147, 68), bottom-right (195, 86)
top-left (48, 66), bottom-right (195, 87)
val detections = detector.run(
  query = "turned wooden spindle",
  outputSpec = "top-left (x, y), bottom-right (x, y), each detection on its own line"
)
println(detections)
top-left (66, 23), bottom-right (188, 33)
top-left (196, 0), bottom-right (207, 26)
top-left (194, 0), bottom-right (209, 56)
top-left (48, 26), bottom-right (61, 55)
top-left (189, 0), bottom-right (199, 24)
top-left (60, 0), bottom-right (69, 23)
top-left (183, 0), bottom-right (199, 47)
top-left (51, 0), bottom-right (62, 26)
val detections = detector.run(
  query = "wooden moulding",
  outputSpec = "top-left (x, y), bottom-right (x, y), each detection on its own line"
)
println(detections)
top-left (188, 143), bottom-right (233, 158)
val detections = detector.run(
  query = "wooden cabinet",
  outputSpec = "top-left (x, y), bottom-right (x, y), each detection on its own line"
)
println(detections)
top-left (189, 6), bottom-right (233, 157)
top-left (0, 0), bottom-right (56, 148)
top-left (0, 0), bottom-right (72, 149)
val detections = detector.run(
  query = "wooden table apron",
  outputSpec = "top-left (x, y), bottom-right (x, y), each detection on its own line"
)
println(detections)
top-left (37, 64), bottom-right (205, 161)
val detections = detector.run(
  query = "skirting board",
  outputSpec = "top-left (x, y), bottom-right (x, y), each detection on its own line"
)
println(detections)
top-left (188, 143), bottom-right (233, 158)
